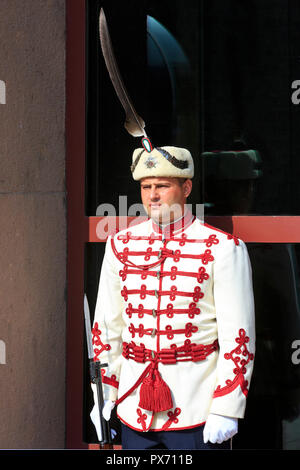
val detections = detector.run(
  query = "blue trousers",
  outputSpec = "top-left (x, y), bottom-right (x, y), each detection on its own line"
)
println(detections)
top-left (121, 423), bottom-right (231, 450)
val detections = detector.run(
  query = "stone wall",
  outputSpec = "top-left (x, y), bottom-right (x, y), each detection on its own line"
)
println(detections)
top-left (0, 0), bottom-right (66, 448)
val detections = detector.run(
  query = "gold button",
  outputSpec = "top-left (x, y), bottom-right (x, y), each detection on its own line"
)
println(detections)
top-left (151, 351), bottom-right (155, 359)
top-left (155, 290), bottom-right (159, 298)
top-left (156, 271), bottom-right (160, 279)
top-left (151, 329), bottom-right (156, 337)
top-left (152, 309), bottom-right (157, 318)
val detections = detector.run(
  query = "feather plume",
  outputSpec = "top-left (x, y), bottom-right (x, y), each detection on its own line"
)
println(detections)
top-left (99, 8), bottom-right (147, 138)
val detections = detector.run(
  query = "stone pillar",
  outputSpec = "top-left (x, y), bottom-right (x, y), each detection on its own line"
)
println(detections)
top-left (0, 0), bottom-right (66, 448)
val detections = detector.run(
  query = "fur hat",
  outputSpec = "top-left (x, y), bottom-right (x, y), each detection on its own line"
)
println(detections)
top-left (131, 146), bottom-right (194, 181)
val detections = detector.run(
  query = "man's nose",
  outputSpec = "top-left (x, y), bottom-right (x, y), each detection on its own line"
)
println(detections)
top-left (150, 187), bottom-right (159, 200)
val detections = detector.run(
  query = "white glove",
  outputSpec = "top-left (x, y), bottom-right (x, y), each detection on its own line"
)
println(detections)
top-left (90, 400), bottom-right (116, 441)
top-left (102, 399), bottom-right (116, 421)
top-left (203, 413), bottom-right (238, 444)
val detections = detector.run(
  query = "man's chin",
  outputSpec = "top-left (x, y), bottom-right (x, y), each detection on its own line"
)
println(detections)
top-left (149, 210), bottom-right (175, 225)
top-left (148, 210), bottom-right (162, 223)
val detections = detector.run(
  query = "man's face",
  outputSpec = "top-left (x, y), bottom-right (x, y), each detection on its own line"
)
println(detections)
top-left (140, 177), bottom-right (192, 224)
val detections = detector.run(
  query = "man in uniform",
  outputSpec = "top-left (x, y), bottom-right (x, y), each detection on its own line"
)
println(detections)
top-left (90, 146), bottom-right (255, 449)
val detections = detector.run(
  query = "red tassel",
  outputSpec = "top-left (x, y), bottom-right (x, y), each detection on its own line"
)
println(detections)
top-left (138, 370), bottom-right (155, 411)
top-left (153, 370), bottom-right (173, 412)
top-left (138, 367), bottom-right (173, 412)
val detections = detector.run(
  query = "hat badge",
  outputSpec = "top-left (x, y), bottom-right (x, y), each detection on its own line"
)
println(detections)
top-left (144, 154), bottom-right (158, 169)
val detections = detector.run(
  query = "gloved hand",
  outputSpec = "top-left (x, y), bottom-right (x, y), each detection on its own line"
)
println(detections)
top-left (90, 400), bottom-right (116, 441)
top-left (102, 399), bottom-right (116, 421)
top-left (203, 413), bottom-right (238, 444)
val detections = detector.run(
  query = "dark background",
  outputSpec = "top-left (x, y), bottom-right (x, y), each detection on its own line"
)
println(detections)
top-left (85, 0), bottom-right (300, 216)
top-left (83, 0), bottom-right (300, 449)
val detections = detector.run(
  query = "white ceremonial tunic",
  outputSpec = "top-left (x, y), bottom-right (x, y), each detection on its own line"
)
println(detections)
top-left (91, 211), bottom-right (255, 432)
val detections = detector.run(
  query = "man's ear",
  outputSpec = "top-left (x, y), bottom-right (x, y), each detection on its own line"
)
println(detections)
top-left (183, 179), bottom-right (193, 198)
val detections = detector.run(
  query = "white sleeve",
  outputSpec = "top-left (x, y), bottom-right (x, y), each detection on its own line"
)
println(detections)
top-left (91, 235), bottom-right (126, 402)
top-left (209, 237), bottom-right (256, 418)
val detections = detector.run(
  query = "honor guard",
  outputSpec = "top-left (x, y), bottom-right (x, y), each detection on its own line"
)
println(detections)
top-left (90, 145), bottom-right (255, 449)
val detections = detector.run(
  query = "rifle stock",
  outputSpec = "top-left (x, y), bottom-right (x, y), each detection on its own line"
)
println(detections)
top-left (84, 294), bottom-right (113, 447)
top-left (89, 359), bottom-right (112, 446)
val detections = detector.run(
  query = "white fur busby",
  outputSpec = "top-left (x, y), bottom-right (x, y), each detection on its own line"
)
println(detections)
top-left (131, 146), bottom-right (194, 181)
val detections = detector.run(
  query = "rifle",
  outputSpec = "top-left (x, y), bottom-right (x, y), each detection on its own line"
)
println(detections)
top-left (84, 294), bottom-right (112, 447)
